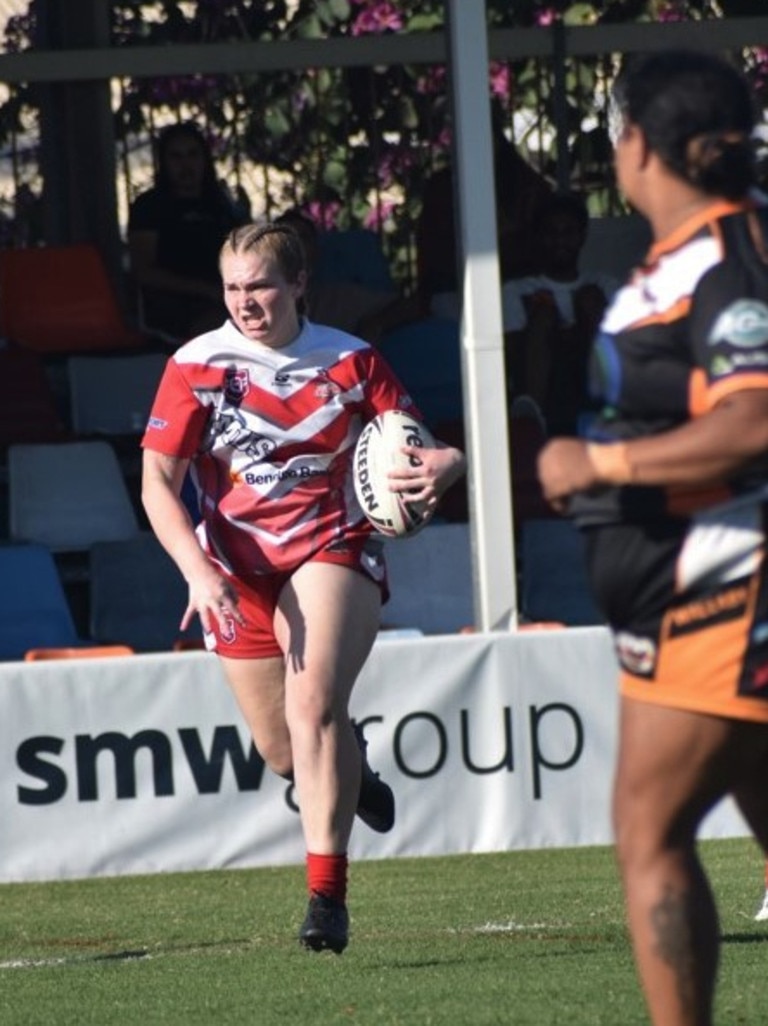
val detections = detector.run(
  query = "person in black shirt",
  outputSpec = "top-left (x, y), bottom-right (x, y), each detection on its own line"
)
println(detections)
top-left (128, 122), bottom-right (248, 342)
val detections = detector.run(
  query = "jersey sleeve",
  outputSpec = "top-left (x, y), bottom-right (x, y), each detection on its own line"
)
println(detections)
top-left (141, 357), bottom-right (211, 457)
top-left (360, 347), bottom-right (424, 422)
top-left (691, 258), bottom-right (768, 409)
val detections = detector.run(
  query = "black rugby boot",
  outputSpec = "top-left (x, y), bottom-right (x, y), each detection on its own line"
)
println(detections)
top-left (352, 720), bottom-right (395, 833)
top-left (299, 892), bottom-right (349, 954)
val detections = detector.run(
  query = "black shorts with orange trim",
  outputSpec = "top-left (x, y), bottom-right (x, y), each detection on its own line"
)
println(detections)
top-left (585, 494), bottom-right (768, 723)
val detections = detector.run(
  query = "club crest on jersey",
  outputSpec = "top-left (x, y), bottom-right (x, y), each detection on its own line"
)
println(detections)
top-left (223, 368), bottom-right (250, 404)
top-left (315, 380), bottom-right (341, 399)
top-left (314, 369), bottom-right (340, 399)
top-left (708, 299), bottom-right (768, 349)
top-left (219, 613), bottom-right (237, 645)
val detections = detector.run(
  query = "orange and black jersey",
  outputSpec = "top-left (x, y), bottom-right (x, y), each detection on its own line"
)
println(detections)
top-left (572, 198), bottom-right (768, 527)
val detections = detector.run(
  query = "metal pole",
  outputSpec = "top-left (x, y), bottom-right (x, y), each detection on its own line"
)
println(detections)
top-left (446, 0), bottom-right (517, 631)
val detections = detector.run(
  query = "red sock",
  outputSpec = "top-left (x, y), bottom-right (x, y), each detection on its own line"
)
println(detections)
top-left (306, 852), bottom-right (348, 902)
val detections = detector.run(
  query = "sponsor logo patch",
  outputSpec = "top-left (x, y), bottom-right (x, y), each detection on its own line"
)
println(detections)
top-left (708, 299), bottom-right (768, 349)
top-left (615, 631), bottom-right (657, 676)
top-left (667, 584), bottom-right (748, 638)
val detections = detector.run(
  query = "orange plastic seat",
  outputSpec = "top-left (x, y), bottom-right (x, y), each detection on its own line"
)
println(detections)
top-left (0, 244), bottom-right (149, 354)
top-left (172, 638), bottom-right (206, 652)
top-left (24, 644), bottom-right (135, 661)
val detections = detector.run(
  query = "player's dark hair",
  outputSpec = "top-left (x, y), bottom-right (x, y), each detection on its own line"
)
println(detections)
top-left (612, 49), bottom-right (756, 199)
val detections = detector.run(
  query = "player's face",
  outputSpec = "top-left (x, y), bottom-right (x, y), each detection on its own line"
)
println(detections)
top-left (221, 248), bottom-right (306, 348)
top-left (612, 117), bottom-right (644, 212)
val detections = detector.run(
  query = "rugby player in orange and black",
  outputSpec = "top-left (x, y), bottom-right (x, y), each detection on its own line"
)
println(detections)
top-left (538, 49), bottom-right (768, 1026)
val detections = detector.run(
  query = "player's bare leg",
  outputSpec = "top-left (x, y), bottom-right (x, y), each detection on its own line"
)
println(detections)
top-left (612, 699), bottom-right (740, 1026)
top-left (221, 571), bottom-right (393, 832)
top-left (276, 560), bottom-right (380, 952)
top-left (220, 654), bottom-right (291, 775)
top-left (276, 561), bottom-right (380, 854)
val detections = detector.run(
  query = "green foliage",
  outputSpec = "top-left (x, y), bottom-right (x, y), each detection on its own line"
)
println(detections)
top-left (1, 1), bottom-right (767, 276)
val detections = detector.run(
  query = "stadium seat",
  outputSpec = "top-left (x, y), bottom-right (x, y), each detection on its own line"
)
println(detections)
top-left (519, 518), bottom-right (603, 627)
top-left (0, 542), bottom-right (82, 659)
top-left (377, 316), bottom-right (463, 426)
top-left (7, 439), bottom-right (141, 552)
top-left (508, 398), bottom-right (557, 525)
top-left (429, 396), bottom-right (554, 526)
top-left (24, 644), bottom-right (135, 661)
top-left (315, 228), bottom-right (395, 292)
top-left (381, 522), bottom-right (475, 634)
top-left (67, 351), bottom-right (167, 436)
top-left (89, 532), bottom-right (203, 652)
top-left (0, 344), bottom-right (69, 451)
top-left (0, 244), bottom-right (149, 355)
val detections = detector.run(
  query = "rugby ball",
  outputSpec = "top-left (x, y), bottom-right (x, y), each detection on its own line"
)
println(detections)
top-left (353, 410), bottom-right (435, 538)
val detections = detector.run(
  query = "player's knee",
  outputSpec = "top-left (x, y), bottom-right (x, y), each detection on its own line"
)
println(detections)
top-left (613, 796), bottom-right (698, 882)
top-left (258, 737), bottom-right (294, 779)
top-left (286, 691), bottom-right (336, 735)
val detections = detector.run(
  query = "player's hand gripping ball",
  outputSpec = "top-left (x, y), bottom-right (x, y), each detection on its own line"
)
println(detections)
top-left (353, 409), bottom-right (435, 538)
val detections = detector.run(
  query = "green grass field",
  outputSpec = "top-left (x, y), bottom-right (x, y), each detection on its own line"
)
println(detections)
top-left (0, 838), bottom-right (766, 1025)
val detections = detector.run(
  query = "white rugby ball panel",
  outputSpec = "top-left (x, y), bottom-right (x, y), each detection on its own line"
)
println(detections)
top-left (353, 410), bottom-right (435, 538)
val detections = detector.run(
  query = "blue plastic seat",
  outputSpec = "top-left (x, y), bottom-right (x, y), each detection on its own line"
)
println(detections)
top-left (0, 543), bottom-right (81, 660)
top-left (519, 518), bottom-right (603, 626)
top-left (89, 532), bottom-right (202, 652)
top-left (315, 229), bottom-right (394, 292)
top-left (381, 522), bottom-right (474, 634)
top-left (377, 316), bottom-right (463, 426)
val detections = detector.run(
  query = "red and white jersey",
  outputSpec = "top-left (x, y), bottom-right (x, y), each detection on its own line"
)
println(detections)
top-left (142, 318), bottom-right (419, 576)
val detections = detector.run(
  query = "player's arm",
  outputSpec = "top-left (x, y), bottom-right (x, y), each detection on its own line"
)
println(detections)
top-left (142, 449), bottom-right (242, 631)
top-left (142, 449), bottom-right (200, 570)
top-left (361, 348), bottom-right (466, 504)
top-left (389, 440), bottom-right (467, 509)
top-left (538, 388), bottom-right (768, 509)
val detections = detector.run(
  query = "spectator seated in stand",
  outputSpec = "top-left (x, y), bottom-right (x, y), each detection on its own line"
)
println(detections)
top-left (418, 103), bottom-right (553, 320)
top-left (127, 122), bottom-right (249, 344)
top-left (274, 208), bottom-right (422, 344)
top-left (502, 191), bottom-right (619, 437)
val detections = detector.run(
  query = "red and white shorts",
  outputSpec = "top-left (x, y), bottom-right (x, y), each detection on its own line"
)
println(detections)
top-left (203, 537), bottom-right (387, 659)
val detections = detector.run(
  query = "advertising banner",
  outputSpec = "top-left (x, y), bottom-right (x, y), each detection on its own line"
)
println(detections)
top-left (0, 628), bottom-right (748, 882)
